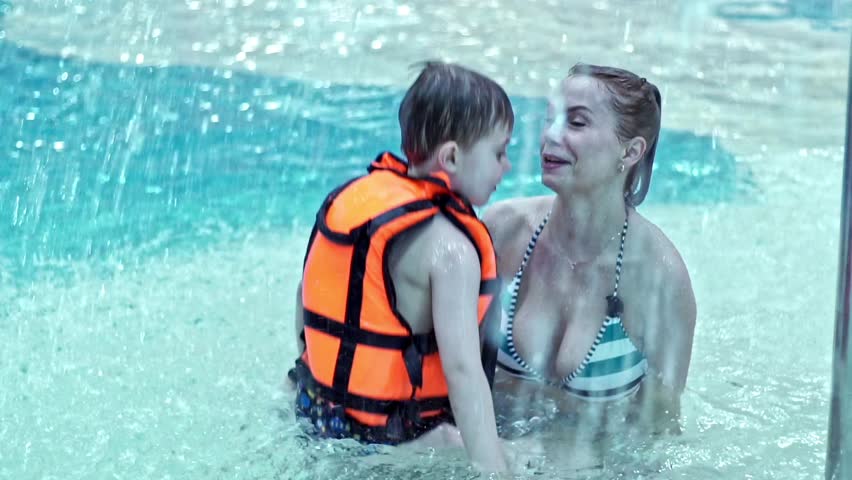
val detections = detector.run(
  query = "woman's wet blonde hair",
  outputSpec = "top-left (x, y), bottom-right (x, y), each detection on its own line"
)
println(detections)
top-left (568, 63), bottom-right (662, 206)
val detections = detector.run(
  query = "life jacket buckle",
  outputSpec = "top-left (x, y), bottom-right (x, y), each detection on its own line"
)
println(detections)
top-left (385, 411), bottom-right (404, 441)
top-left (402, 342), bottom-right (424, 388)
top-left (384, 399), bottom-right (421, 442)
top-left (401, 399), bottom-right (421, 422)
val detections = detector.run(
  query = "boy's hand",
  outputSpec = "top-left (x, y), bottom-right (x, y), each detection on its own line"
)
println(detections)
top-left (280, 366), bottom-right (298, 392)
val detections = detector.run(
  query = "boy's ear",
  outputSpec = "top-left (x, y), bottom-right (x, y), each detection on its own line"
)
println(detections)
top-left (436, 141), bottom-right (459, 173)
top-left (621, 136), bottom-right (647, 168)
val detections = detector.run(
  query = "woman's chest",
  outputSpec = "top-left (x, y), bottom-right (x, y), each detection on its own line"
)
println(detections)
top-left (510, 256), bottom-right (650, 378)
top-left (510, 261), bottom-right (609, 376)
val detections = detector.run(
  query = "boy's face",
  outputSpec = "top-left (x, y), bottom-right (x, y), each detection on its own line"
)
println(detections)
top-left (451, 124), bottom-right (512, 207)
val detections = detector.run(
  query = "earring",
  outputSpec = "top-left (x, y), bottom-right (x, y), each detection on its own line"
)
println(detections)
top-left (617, 162), bottom-right (625, 173)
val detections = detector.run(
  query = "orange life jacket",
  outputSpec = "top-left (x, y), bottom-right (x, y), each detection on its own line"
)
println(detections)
top-left (297, 151), bottom-right (501, 437)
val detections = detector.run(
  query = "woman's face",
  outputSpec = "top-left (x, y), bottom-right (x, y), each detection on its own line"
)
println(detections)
top-left (540, 75), bottom-right (625, 195)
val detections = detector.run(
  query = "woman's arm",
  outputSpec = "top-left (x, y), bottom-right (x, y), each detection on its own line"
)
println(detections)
top-left (630, 245), bottom-right (696, 433)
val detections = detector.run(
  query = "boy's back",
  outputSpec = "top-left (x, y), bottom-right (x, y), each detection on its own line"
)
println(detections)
top-left (387, 214), bottom-right (476, 336)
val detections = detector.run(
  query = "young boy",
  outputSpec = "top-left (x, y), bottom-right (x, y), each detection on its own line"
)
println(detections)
top-left (291, 61), bottom-right (513, 472)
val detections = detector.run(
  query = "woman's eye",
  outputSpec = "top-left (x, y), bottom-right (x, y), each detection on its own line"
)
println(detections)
top-left (568, 115), bottom-right (587, 127)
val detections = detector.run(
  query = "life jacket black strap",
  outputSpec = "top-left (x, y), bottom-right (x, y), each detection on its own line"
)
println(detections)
top-left (303, 310), bottom-right (439, 354)
top-left (295, 359), bottom-right (451, 416)
top-left (313, 177), bottom-right (361, 244)
top-left (314, 179), bottom-right (443, 246)
top-left (480, 278), bottom-right (502, 296)
top-left (478, 278), bottom-right (503, 390)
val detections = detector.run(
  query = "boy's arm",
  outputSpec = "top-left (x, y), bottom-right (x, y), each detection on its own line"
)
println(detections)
top-left (430, 230), bottom-right (508, 473)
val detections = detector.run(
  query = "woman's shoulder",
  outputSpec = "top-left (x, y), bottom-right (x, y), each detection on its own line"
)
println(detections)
top-left (629, 211), bottom-right (689, 279)
top-left (482, 196), bottom-right (551, 243)
top-left (482, 195), bottom-right (553, 278)
top-left (628, 210), bottom-right (696, 321)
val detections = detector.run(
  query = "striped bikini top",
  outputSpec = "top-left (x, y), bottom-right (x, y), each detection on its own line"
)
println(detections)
top-left (496, 211), bottom-right (648, 401)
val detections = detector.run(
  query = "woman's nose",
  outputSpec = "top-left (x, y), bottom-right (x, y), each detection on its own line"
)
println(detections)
top-left (543, 114), bottom-right (564, 143)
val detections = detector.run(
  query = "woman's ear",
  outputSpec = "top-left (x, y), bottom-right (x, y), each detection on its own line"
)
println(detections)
top-left (436, 141), bottom-right (460, 173)
top-left (622, 136), bottom-right (648, 168)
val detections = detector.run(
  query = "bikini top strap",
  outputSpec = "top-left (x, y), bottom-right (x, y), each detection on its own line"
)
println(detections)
top-left (513, 211), bottom-right (551, 281)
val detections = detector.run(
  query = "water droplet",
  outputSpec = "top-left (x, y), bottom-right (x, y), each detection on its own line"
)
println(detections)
top-left (264, 44), bottom-right (283, 54)
top-left (242, 37), bottom-right (260, 52)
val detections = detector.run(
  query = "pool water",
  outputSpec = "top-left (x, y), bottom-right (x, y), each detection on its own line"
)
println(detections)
top-left (0, 0), bottom-right (849, 478)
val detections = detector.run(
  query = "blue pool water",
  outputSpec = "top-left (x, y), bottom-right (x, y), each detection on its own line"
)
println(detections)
top-left (0, 0), bottom-right (849, 478)
top-left (0, 40), bottom-right (748, 283)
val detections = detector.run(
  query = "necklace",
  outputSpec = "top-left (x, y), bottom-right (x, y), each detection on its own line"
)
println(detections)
top-left (564, 232), bottom-right (620, 269)
top-left (545, 213), bottom-right (629, 270)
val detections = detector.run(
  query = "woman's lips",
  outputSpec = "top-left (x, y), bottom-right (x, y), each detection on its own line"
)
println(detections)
top-left (542, 153), bottom-right (571, 170)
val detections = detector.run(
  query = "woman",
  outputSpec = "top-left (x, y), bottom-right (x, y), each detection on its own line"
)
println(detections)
top-left (484, 64), bottom-right (696, 438)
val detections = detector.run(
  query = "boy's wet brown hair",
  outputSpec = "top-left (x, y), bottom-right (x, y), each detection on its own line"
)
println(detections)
top-left (399, 61), bottom-right (514, 166)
